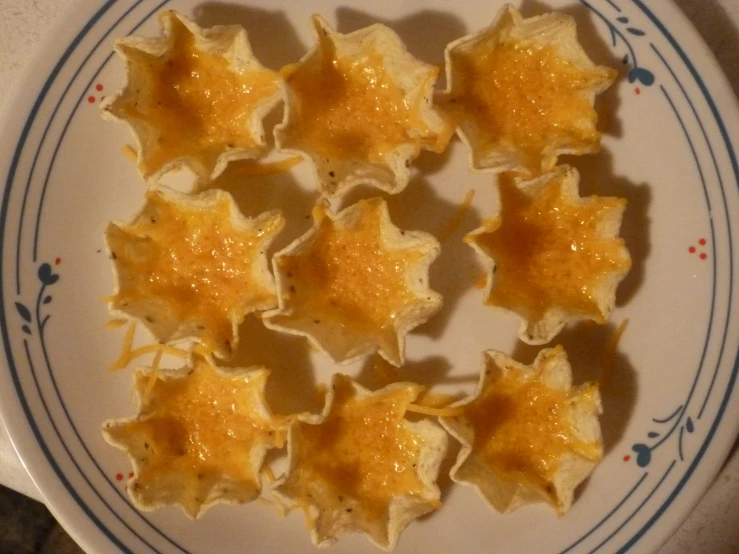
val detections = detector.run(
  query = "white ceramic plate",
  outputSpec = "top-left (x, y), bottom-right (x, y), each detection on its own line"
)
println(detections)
top-left (2, 0), bottom-right (739, 552)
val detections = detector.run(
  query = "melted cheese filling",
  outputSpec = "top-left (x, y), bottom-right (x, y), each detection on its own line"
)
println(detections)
top-left (464, 367), bottom-right (599, 491)
top-left (283, 33), bottom-right (439, 162)
top-left (113, 360), bottom-right (276, 500)
top-left (473, 175), bottom-right (629, 321)
top-left (121, 12), bottom-right (279, 174)
top-left (447, 42), bottom-right (606, 170)
top-left (111, 191), bottom-right (278, 352)
top-left (278, 202), bottom-right (421, 340)
top-left (291, 375), bottom-right (424, 520)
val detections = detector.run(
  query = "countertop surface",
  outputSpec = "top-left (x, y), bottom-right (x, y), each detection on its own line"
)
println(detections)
top-left (1, 0), bottom-right (738, 552)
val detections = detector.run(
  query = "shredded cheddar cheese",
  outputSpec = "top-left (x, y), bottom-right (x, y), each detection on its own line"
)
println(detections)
top-left (438, 189), bottom-right (475, 243)
top-left (601, 319), bottom-right (629, 391)
top-left (262, 466), bottom-right (277, 484)
top-left (108, 320), bottom-right (192, 372)
top-left (266, 492), bottom-right (289, 518)
top-left (105, 318), bottom-right (128, 329)
top-left (192, 344), bottom-right (215, 358)
top-left (127, 344), bottom-right (189, 362)
top-left (109, 321), bottom-right (137, 371)
top-left (279, 63), bottom-right (299, 79)
top-left (141, 350), bottom-right (164, 405)
top-left (121, 144), bottom-right (137, 162)
top-left (416, 392), bottom-right (459, 408)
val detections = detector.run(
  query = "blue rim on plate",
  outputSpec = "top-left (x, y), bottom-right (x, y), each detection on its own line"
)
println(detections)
top-left (1, 1), bottom-right (738, 552)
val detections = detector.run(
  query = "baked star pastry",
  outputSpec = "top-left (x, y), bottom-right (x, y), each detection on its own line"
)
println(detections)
top-left (274, 373), bottom-right (447, 550)
top-left (439, 346), bottom-right (603, 515)
top-left (275, 15), bottom-right (452, 197)
top-left (466, 167), bottom-right (631, 344)
top-left (101, 10), bottom-right (283, 182)
top-left (440, 4), bottom-right (617, 176)
top-left (103, 357), bottom-right (282, 518)
top-left (264, 198), bottom-right (441, 366)
top-left (106, 186), bottom-right (284, 358)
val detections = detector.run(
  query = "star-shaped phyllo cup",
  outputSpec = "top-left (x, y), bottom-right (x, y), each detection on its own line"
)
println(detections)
top-left (439, 347), bottom-right (603, 515)
top-left (274, 15), bottom-right (452, 198)
top-left (102, 356), bottom-right (283, 518)
top-left (274, 374), bottom-right (448, 551)
top-left (466, 167), bottom-right (631, 344)
top-left (106, 186), bottom-right (284, 359)
top-left (263, 198), bottom-right (442, 366)
top-left (439, 4), bottom-right (617, 176)
top-left (101, 10), bottom-right (284, 183)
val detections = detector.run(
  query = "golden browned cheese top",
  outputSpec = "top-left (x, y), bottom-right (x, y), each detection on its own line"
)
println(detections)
top-left (463, 365), bottom-right (600, 494)
top-left (283, 32), bottom-right (440, 161)
top-left (279, 202), bottom-right (421, 340)
top-left (447, 41), bottom-right (609, 171)
top-left (292, 375), bottom-right (424, 520)
top-left (118, 361), bottom-right (276, 491)
top-left (121, 13), bottom-right (279, 174)
top-left (472, 175), bottom-right (629, 322)
top-left (113, 191), bottom-right (279, 352)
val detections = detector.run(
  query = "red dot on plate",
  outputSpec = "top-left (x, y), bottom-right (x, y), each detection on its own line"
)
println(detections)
top-left (688, 246), bottom-right (696, 254)
top-left (95, 83), bottom-right (103, 91)
top-left (87, 96), bottom-right (95, 104)
top-left (700, 253), bottom-right (707, 260)
top-left (699, 238), bottom-right (706, 246)
top-left (635, 88), bottom-right (641, 95)
top-left (55, 257), bottom-right (61, 265)
top-left (115, 473), bottom-right (123, 481)
top-left (129, 472), bottom-right (134, 478)
top-left (623, 455), bottom-right (631, 462)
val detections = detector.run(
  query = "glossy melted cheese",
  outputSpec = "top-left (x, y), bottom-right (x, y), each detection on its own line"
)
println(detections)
top-left (464, 366), bottom-right (600, 494)
top-left (112, 191), bottom-right (278, 352)
top-left (122, 12), bottom-right (279, 174)
top-left (473, 175), bottom-right (629, 321)
top-left (447, 42), bottom-right (607, 170)
top-left (278, 202), bottom-right (421, 340)
top-left (283, 35), bottom-right (439, 161)
top-left (291, 375), bottom-right (424, 520)
top-left (116, 360), bottom-right (276, 500)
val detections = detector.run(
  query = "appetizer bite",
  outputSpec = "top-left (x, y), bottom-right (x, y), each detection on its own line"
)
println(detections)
top-left (264, 198), bottom-right (441, 366)
top-left (274, 373), bottom-right (447, 551)
top-left (103, 357), bottom-right (282, 518)
top-left (106, 186), bottom-right (284, 358)
top-left (440, 347), bottom-right (603, 515)
top-left (466, 167), bottom-right (631, 344)
top-left (440, 4), bottom-right (617, 176)
top-left (275, 15), bottom-right (452, 197)
top-left (102, 10), bottom-right (283, 182)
